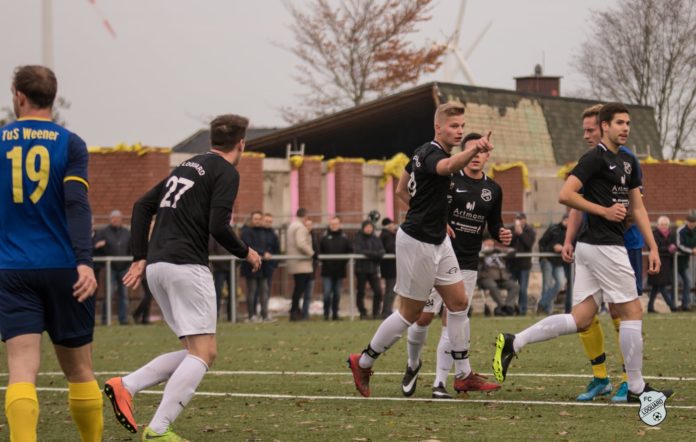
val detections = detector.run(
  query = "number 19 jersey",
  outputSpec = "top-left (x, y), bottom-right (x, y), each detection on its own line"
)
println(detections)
top-left (0, 118), bottom-right (89, 269)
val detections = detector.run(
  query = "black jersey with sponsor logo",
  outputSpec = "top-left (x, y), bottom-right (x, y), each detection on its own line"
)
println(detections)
top-left (571, 143), bottom-right (641, 246)
top-left (401, 141), bottom-right (451, 244)
top-left (143, 152), bottom-right (241, 266)
top-left (448, 171), bottom-right (504, 270)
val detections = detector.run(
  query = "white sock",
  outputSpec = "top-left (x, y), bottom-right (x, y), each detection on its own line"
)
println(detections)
top-left (149, 355), bottom-right (209, 434)
top-left (446, 308), bottom-right (471, 377)
top-left (122, 350), bottom-right (188, 396)
top-left (359, 311), bottom-right (411, 368)
top-left (434, 328), bottom-right (453, 388)
top-left (620, 320), bottom-right (645, 394)
top-left (407, 324), bottom-right (429, 370)
top-left (514, 314), bottom-right (577, 354)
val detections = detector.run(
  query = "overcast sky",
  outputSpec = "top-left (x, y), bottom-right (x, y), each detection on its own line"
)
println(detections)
top-left (0, 0), bottom-right (616, 147)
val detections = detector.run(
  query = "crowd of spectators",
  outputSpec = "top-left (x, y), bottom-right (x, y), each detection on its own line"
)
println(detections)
top-left (92, 208), bottom-right (696, 324)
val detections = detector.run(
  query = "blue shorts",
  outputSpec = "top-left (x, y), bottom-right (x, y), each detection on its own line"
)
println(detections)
top-left (626, 248), bottom-right (644, 295)
top-left (0, 269), bottom-right (95, 347)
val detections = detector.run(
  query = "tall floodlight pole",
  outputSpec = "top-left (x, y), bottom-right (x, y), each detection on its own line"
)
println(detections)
top-left (42, 0), bottom-right (54, 68)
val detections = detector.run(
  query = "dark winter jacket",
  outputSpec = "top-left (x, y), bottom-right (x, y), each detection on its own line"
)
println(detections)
top-left (262, 227), bottom-right (280, 278)
top-left (96, 225), bottom-right (131, 271)
top-left (648, 228), bottom-right (676, 287)
top-left (677, 224), bottom-right (696, 271)
top-left (319, 229), bottom-right (353, 278)
top-left (538, 222), bottom-right (566, 266)
top-left (509, 224), bottom-right (536, 272)
top-left (379, 228), bottom-right (397, 279)
top-left (353, 231), bottom-right (385, 275)
top-left (240, 225), bottom-right (267, 278)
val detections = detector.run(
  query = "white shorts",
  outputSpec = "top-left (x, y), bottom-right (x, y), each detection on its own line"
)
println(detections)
top-left (394, 229), bottom-right (462, 302)
top-left (146, 262), bottom-right (217, 338)
top-left (572, 242), bottom-right (638, 307)
top-left (423, 269), bottom-right (478, 314)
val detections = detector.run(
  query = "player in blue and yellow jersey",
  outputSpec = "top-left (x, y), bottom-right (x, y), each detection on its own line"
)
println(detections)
top-left (0, 66), bottom-right (102, 441)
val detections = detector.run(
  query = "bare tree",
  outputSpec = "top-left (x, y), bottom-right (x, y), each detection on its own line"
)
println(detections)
top-left (575, 0), bottom-right (696, 159)
top-left (283, 0), bottom-right (446, 123)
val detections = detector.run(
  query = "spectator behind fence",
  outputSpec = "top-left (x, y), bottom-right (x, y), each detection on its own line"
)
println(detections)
top-left (379, 218), bottom-right (398, 318)
top-left (92, 216), bottom-right (105, 285)
top-left (508, 212), bottom-right (536, 315)
top-left (647, 216), bottom-right (677, 312)
top-left (353, 219), bottom-right (385, 320)
top-left (676, 212), bottom-right (696, 311)
top-left (209, 235), bottom-right (232, 319)
top-left (319, 216), bottom-right (352, 320)
top-left (287, 208), bottom-right (314, 321)
top-left (537, 214), bottom-right (568, 314)
top-left (262, 213), bottom-right (280, 297)
top-left (477, 235), bottom-right (520, 316)
top-left (241, 211), bottom-right (269, 321)
top-left (95, 209), bottom-right (131, 325)
top-left (302, 218), bottom-right (320, 319)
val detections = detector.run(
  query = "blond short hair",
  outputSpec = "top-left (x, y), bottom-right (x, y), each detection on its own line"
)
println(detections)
top-left (581, 104), bottom-right (603, 121)
top-left (434, 101), bottom-right (465, 124)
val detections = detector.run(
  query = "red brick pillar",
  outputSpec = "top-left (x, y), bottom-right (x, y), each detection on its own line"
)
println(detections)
top-left (298, 157), bottom-right (323, 222)
top-left (334, 161), bottom-right (364, 224)
top-left (491, 166), bottom-right (525, 224)
top-left (234, 153), bottom-right (265, 222)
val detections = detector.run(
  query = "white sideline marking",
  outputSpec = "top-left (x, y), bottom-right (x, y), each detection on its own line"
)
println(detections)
top-left (1, 370), bottom-right (694, 382)
top-left (2, 386), bottom-right (694, 410)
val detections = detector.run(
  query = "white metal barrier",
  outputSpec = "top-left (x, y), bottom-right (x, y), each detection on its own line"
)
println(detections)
top-left (93, 251), bottom-right (694, 325)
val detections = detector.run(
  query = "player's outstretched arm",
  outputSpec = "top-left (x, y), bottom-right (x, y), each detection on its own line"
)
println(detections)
top-left (73, 264), bottom-right (97, 302)
top-left (562, 209), bottom-right (583, 263)
top-left (435, 134), bottom-right (493, 176)
top-left (498, 228), bottom-right (512, 246)
top-left (629, 188), bottom-right (661, 275)
top-left (131, 179), bottom-right (166, 261)
top-left (245, 247), bottom-right (262, 273)
top-left (123, 260), bottom-right (146, 290)
top-left (395, 170), bottom-right (411, 206)
top-left (209, 207), bottom-right (250, 259)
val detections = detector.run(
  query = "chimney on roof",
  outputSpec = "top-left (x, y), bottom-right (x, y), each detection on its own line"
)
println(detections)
top-left (515, 64), bottom-right (561, 97)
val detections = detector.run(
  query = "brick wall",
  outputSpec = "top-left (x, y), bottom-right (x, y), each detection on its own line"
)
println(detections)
top-left (298, 158), bottom-right (323, 222)
top-left (235, 155), bottom-right (264, 222)
top-left (335, 161), bottom-right (363, 223)
top-left (490, 166), bottom-right (525, 224)
top-left (88, 150), bottom-right (170, 223)
top-left (642, 163), bottom-right (696, 220)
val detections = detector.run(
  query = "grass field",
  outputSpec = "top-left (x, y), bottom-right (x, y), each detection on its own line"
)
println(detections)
top-left (1, 313), bottom-right (695, 441)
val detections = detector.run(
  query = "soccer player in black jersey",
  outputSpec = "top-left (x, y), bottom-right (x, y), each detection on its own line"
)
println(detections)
top-left (104, 115), bottom-right (261, 440)
top-left (493, 103), bottom-right (673, 403)
top-left (348, 102), bottom-right (493, 397)
top-left (401, 132), bottom-right (512, 399)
